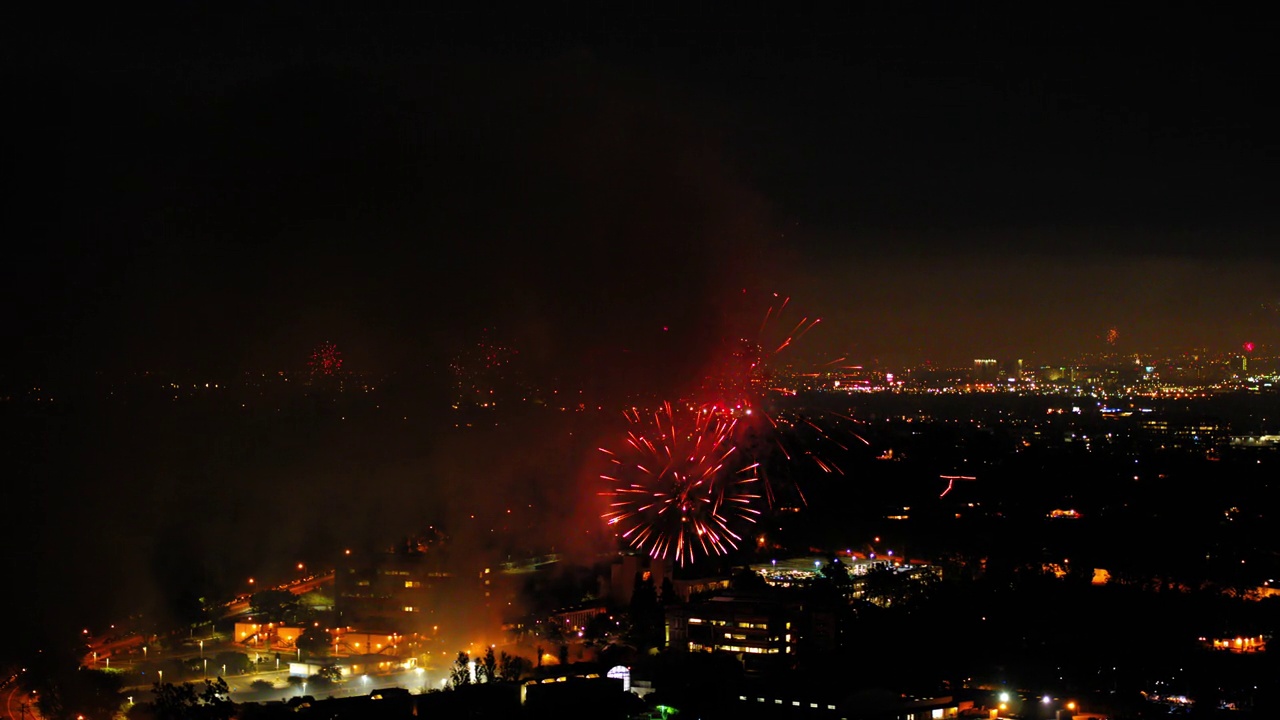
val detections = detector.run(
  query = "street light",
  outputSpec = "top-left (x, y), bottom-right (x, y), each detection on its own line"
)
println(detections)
top-left (200, 639), bottom-right (204, 658)
top-left (204, 658), bottom-right (208, 676)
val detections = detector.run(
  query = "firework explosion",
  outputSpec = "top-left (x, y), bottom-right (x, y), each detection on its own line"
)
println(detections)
top-left (598, 292), bottom-right (868, 565)
top-left (701, 292), bottom-right (864, 508)
top-left (599, 402), bottom-right (762, 565)
top-left (702, 292), bottom-right (823, 407)
top-left (307, 341), bottom-right (343, 377)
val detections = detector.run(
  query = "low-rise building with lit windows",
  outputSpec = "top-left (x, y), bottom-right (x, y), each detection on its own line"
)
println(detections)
top-left (666, 592), bottom-right (837, 672)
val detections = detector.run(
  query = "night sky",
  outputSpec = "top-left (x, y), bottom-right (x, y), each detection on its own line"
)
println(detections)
top-left (3, 4), bottom-right (1280, 657)
top-left (6, 5), bottom-right (1279, 381)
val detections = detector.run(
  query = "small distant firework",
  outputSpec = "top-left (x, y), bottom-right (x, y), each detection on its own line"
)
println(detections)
top-left (307, 341), bottom-right (343, 377)
top-left (599, 402), bottom-right (762, 565)
top-left (449, 328), bottom-right (525, 409)
top-left (1106, 327), bottom-right (1119, 346)
top-left (1243, 341), bottom-right (1256, 353)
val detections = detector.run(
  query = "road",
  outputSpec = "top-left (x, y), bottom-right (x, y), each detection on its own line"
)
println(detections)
top-left (119, 665), bottom-right (439, 705)
top-left (4, 680), bottom-right (41, 720)
top-left (219, 572), bottom-right (334, 619)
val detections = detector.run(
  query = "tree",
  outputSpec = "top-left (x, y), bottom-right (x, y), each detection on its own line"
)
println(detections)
top-left (729, 566), bottom-right (768, 592)
top-left (149, 678), bottom-right (233, 720)
top-left (32, 666), bottom-right (125, 720)
top-left (295, 626), bottom-right (329, 660)
top-left (584, 611), bottom-right (619, 644)
top-left (250, 589), bottom-right (298, 619)
top-left (818, 559), bottom-right (852, 588)
top-left (479, 646), bottom-right (497, 683)
top-left (660, 576), bottom-right (680, 605)
top-left (306, 672), bottom-right (335, 692)
top-left (448, 652), bottom-right (472, 689)
top-left (626, 575), bottom-right (663, 650)
top-left (498, 651), bottom-right (531, 682)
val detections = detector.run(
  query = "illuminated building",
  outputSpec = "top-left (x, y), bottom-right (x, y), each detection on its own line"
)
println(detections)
top-left (666, 593), bottom-right (837, 673)
top-left (972, 359), bottom-right (998, 384)
top-left (732, 687), bottom-right (968, 720)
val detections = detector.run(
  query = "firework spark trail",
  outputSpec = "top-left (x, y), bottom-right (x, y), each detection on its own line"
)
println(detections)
top-left (600, 402), bottom-right (761, 565)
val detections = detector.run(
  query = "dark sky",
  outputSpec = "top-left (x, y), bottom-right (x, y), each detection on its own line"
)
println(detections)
top-left (5, 5), bottom-right (1280, 382)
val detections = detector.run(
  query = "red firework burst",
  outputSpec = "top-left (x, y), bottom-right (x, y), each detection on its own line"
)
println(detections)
top-left (307, 341), bottom-right (343, 377)
top-left (599, 402), bottom-right (762, 565)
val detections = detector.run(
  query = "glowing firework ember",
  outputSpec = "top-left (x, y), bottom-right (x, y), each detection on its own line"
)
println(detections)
top-left (599, 402), bottom-right (762, 565)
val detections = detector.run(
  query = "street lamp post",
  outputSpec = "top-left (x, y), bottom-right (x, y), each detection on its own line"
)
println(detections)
top-left (199, 640), bottom-right (204, 659)
top-left (203, 658), bottom-right (208, 677)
